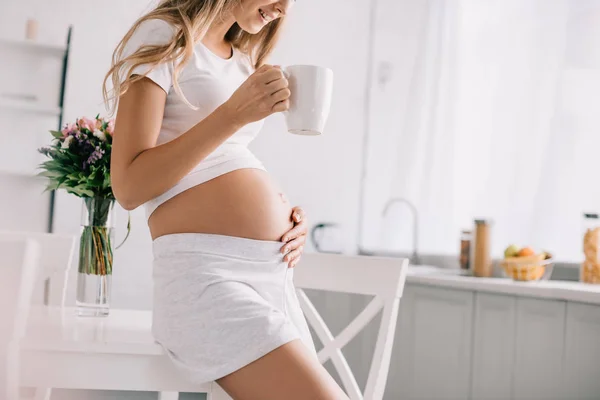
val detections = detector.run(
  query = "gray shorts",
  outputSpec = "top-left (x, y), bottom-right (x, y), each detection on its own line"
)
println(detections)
top-left (152, 233), bottom-right (316, 384)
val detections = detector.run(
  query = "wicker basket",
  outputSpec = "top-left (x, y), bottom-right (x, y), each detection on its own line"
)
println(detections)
top-left (500, 253), bottom-right (554, 281)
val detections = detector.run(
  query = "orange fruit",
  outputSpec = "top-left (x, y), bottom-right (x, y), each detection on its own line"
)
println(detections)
top-left (517, 246), bottom-right (536, 257)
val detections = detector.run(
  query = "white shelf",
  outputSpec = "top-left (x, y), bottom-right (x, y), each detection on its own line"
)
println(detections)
top-left (0, 38), bottom-right (67, 58)
top-left (0, 99), bottom-right (61, 116)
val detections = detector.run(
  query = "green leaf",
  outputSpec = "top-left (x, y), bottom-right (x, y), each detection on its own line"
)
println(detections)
top-left (41, 160), bottom-right (61, 170)
top-left (50, 130), bottom-right (64, 139)
top-left (103, 173), bottom-right (111, 190)
top-left (67, 172), bottom-right (82, 181)
top-left (66, 186), bottom-right (95, 198)
top-left (64, 151), bottom-right (82, 163)
top-left (44, 180), bottom-right (61, 191)
top-left (38, 170), bottom-right (64, 179)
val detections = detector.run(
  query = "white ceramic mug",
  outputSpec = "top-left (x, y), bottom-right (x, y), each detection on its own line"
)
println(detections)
top-left (283, 65), bottom-right (334, 135)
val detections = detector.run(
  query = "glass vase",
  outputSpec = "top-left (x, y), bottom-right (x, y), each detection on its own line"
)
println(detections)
top-left (76, 197), bottom-right (116, 317)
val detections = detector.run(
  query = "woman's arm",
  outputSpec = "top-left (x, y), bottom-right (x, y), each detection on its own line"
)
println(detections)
top-left (111, 78), bottom-right (240, 210)
top-left (111, 65), bottom-right (290, 210)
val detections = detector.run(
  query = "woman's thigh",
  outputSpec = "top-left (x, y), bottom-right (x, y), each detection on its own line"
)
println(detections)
top-left (216, 340), bottom-right (348, 400)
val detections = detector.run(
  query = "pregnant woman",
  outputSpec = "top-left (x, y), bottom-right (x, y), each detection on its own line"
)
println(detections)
top-left (103, 0), bottom-right (347, 399)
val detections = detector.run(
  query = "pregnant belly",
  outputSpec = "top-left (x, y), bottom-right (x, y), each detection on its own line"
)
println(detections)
top-left (148, 169), bottom-right (294, 242)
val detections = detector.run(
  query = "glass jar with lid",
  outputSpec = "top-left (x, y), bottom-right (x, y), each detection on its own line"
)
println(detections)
top-left (582, 213), bottom-right (600, 284)
top-left (459, 230), bottom-right (472, 271)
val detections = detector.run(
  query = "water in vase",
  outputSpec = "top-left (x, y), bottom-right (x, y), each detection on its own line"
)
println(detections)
top-left (76, 272), bottom-right (112, 317)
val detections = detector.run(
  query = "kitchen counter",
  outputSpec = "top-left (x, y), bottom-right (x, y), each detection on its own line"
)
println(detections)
top-left (307, 256), bottom-right (600, 399)
top-left (408, 265), bottom-right (600, 305)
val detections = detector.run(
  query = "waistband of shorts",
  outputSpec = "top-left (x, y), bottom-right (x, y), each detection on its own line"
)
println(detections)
top-left (152, 233), bottom-right (285, 262)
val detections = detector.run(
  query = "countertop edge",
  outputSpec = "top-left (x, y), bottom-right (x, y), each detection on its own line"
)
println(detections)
top-left (406, 270), bottom-right (600, 305)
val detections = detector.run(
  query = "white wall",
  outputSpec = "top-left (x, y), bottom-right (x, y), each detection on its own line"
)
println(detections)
top-left (252, 0), bottom-right (370, 257)
top-left (0, 0), bottom-right (371, 311)
top-left (360, 0), bottom-right (600, 263)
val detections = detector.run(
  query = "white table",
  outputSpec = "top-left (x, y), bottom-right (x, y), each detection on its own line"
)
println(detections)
top-left (18, 307), bottom-right (215, 394)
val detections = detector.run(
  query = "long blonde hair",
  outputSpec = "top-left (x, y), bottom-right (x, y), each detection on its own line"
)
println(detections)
top-left (103, 0), bottom-right (285, 114)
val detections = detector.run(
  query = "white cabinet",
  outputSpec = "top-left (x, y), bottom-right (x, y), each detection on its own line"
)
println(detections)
top-left (390, 284), bottom-right (474, 400)
top-left (513, 298), bottom-right (566, 400)
top-left (471, 293), bottom-right (517, 399)
top-left (369, 281), bottom-right (600, 399)
top-left (564, 302), bottom-right (600, 399)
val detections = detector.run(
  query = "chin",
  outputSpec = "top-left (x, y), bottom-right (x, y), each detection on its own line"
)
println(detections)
top-left (238, 21), bottom-right (265, 35)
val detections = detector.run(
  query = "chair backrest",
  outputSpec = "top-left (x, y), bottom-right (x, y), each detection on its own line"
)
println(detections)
top-left (0, 231), bottom-right (76, 307)
top-left (0, 237), bottom-right (41, 400)
top-left (0, 238), bottom-right (41, 340)
top-left (294, 253), bottom-right (408, 400)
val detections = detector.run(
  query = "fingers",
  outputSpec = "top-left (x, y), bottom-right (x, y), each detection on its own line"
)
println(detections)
top-left (266, 76), bottom-right (288, 92)
top-left (290, 255), bottom-right (302, 268)
top-left (272, 99), bottom-right (290, 112)
top-left (281, 207), bottom-right (308, 268)
top-left (291, 207), bottom-right (305, 223)
top-left (257, 66), bottom-right (290, 112)
top-left (271, 87), bottom-right (291, 103)
top-left (284, 247), bottom-right (304, 268)
top-left (282, 218), bottom-right (307, 243)
top-left (261, 67), bottom-right (286, 85)
top-left (281, 235), bottom-right (306, 255)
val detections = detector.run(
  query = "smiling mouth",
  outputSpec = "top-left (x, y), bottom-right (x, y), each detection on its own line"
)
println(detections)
top-left (259, 8), bottom-right (271, 23)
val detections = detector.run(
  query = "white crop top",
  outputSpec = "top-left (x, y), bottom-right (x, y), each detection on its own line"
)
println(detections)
top-left (121, 19), bottom-right (266, 219)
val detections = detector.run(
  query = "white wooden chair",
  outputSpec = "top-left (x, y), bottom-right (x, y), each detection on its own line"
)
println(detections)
top-left (0, 237), bottom-right (41, 400)
top-left (0, 231), bottom-right (76, 400)
top-left (0, 231), bottom-right (77, 308)
top-left (294, 253), bottom-right (408, 400)
top-left (16, 253), bottom-right (408, 400)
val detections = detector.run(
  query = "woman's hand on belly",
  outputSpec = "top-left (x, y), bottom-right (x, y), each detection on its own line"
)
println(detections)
top-left (280, 206), bottom-right (308, 268)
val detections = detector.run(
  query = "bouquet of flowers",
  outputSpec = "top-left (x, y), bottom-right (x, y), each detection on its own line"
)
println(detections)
top-left (38, 116), bottom-right (126, 279)
top-left (39, 115), bottom-right (114, 199)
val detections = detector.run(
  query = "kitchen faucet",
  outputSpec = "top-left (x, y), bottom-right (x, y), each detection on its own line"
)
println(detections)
top-left (382, 197), bottom-right (420, 266)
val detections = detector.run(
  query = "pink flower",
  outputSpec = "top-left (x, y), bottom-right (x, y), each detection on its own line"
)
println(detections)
top-left (61, 123), bottom-right (76, 137)
top-left (106, 119), bottom-right (115, 135)
top-left (85, 117), bottom-right (97, 131)
top-left (78, 117), bottom-right (96, 132)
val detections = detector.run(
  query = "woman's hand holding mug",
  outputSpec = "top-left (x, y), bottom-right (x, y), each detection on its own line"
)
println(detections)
top-left (224, 63), bottom-right (334, 135)
top-left (224, 65), bottom-right (291, 126)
